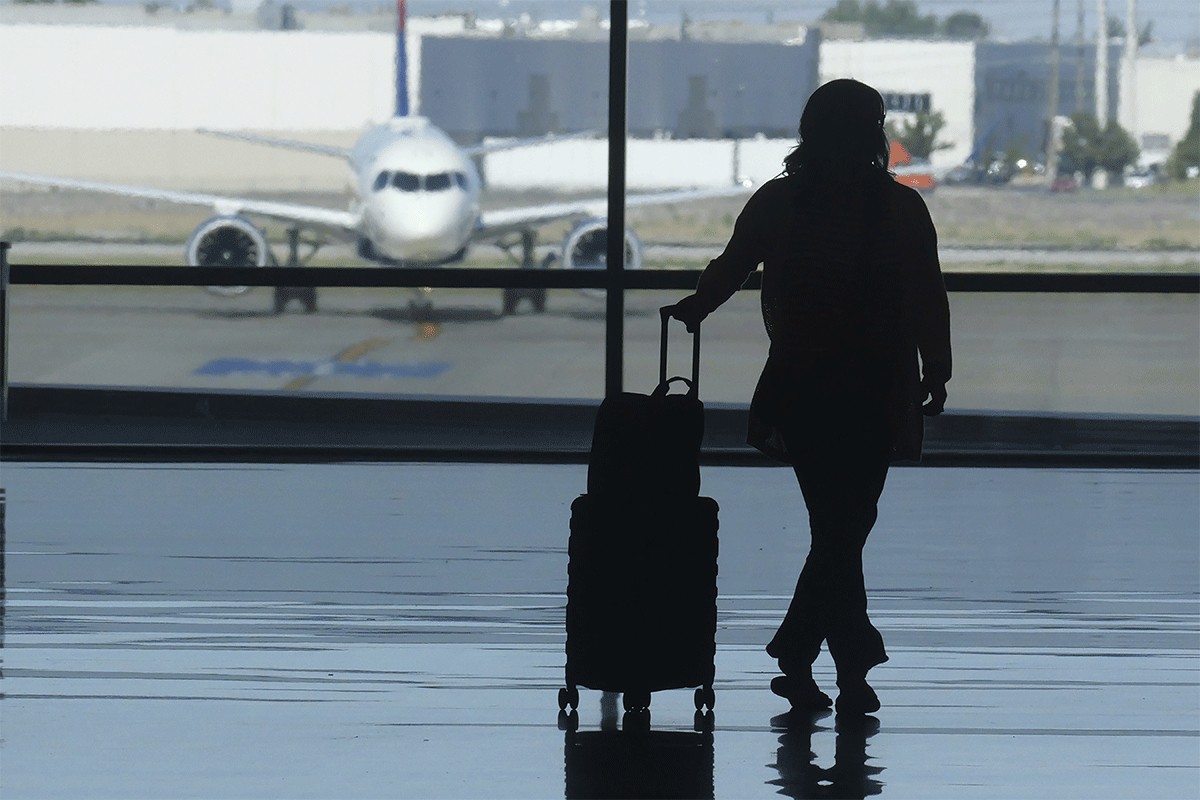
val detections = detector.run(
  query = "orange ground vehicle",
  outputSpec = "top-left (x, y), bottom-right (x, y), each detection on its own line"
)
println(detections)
top-left (889, 140), bottom-right (936, 192)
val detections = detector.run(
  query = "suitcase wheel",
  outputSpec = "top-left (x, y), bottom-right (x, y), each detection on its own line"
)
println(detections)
top-left (622, 689), bottom-right (651, 712)
top-left (558, 686), bottom-right (579, 711)
top-left (694, 685), bottom-right (716, 711)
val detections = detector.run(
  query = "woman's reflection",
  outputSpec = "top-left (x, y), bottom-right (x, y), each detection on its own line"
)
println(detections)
top-left (768, 710), bottom-right (883, 798)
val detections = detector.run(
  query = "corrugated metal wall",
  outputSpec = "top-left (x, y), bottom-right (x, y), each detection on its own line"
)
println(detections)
top-left (420, 36), bottom-right (821, 141)
top-left (973, 42), bottom-right (1121, 161)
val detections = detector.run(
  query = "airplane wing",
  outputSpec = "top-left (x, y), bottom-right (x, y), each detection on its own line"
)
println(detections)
top-left (462, 129), bottom-right (600, 158)
top-left (474, 182), bottom-right (752, 241)
top-left (197, 129), bottom-right (352, 159)
top-left (0, 171), bottom-right (362, 235)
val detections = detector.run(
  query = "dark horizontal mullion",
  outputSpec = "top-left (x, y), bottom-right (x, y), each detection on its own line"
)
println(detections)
top-left (944, 272), bottom-right (1200, 293)
top-left (8, 264), bottom-right (1198, 293)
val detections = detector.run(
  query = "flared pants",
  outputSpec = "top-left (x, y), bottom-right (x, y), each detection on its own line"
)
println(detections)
top-left (764, 361), bottom-right (893, 677)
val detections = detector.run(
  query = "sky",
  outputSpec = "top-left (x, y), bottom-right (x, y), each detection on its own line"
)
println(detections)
top-left (63, 0), bottom-right (1200, 49)
top-left (425, 0), bottom-right (1200, 48)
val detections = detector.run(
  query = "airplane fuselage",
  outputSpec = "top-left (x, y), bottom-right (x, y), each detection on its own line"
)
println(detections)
top-left (349, 116), bottom-right (482, 263)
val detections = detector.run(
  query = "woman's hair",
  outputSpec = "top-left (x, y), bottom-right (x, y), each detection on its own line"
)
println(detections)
top-left (783, 79), bottom-right (891, 176)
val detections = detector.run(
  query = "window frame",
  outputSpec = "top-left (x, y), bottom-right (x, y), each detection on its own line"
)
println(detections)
top-left (1, 0), bottom-right (1198, 413)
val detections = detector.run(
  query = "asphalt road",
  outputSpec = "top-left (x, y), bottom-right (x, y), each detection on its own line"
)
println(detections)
top-left (9, 282), bottom-right (1198, 416)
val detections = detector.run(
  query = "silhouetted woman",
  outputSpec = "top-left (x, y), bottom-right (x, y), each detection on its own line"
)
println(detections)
top-left (668, 79), bottom-right (951, 714)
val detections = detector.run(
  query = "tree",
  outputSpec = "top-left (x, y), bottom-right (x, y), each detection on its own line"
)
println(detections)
top-left (1139, 20), bottom-right (1155, 47)
top-left (942, 11), bottom-right (990, 40)
top-left (1059, 113), bottom-right (1101, 180)
top-left (1107, 15), bottom-right (1154, 45)
top-left (886, 109), bottom-right (953, 160)
top-left (1166, 93), bottom-right (1200, 180)
top-left (1059, 112), bottom-right (1139, 182)
top-left (1096, 120), bottom-right (1139, 177)
top-left (821, 0), bottom-right (938, 38)
top-left (821, 0), bottom-right (863, 23)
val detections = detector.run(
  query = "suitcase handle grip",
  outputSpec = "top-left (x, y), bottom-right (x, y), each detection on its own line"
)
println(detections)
top-left (651, 376), bottom-right (695, 398)
top-left (659, 306), bottom-right (700, 394)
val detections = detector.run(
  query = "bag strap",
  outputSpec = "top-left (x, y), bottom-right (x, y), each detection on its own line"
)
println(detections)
top-left (659, 306), bottom-right (700, 394)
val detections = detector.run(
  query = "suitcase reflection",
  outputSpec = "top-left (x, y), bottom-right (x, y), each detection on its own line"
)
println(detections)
top-left (562, 692), bottom-right (715, 800)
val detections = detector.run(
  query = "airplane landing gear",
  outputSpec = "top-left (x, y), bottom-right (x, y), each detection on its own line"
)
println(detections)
top-left (500, 229), bottom-right (552, 316)
top-left (272, 227), bottom-right (320, 314)
top-left (502, 286), bottom-right (547, 316)
top-left (273, 285), bottom-right (316, 314)
top-left (409, 286), bottom-right (434, 320)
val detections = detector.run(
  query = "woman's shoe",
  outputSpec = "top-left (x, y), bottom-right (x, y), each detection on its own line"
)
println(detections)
top-left (834, 676), bottom-right (880, 714)
top-left (770, 675), bottom-right (833, 710)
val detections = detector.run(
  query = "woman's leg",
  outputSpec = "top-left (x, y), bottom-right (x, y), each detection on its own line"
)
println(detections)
top-left (815, 458), bottom-right (889, 676)
top-left (768, 409), bottom-right (891, 689)
top-left (766, 527), bottom-right (828, 670)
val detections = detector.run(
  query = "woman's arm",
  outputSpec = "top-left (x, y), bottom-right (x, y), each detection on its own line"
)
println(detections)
top-left (667, 181), bottom-right (778, 331)
top-left (906, 191), bottom-right (952, 414)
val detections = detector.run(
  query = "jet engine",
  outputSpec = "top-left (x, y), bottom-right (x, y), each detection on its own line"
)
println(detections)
top-left (561, 218), bottom-right (643, 271)
top-left (185, 215), bottom-right (270, 297)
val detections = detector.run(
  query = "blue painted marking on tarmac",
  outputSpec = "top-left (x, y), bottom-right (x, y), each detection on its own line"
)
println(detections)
top-left (194, 358), bottom-right (452, 379)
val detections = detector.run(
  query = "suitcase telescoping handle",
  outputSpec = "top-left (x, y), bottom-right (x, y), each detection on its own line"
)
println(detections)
top-left (659, 305), bottom-right (700, 395)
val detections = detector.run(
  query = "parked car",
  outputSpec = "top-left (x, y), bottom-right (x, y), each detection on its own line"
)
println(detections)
top-left (1123, 166), bottom-right (1163, 189)
top-left (1050, 174), bottom-right (1080, 192)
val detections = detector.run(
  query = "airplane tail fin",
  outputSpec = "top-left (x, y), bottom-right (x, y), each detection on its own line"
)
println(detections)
top-left (395, 0), bottom-right (410, 117)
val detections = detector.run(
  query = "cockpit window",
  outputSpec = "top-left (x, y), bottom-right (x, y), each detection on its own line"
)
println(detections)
top-left (381, 170), bottom-right (466, 193)
top-left (392, 172), bottom-right (420, 192)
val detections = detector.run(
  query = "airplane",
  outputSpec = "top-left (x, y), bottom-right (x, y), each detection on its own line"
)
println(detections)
top-left (0, 3), bottom-right (751, 316)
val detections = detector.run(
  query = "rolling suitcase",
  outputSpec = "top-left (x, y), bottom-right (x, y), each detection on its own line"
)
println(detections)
top-left (558, 308), bottom-right (719, 716)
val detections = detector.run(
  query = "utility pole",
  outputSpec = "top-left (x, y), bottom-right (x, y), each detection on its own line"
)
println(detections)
top-left (1075, 0), bottom-right (1086, 112)
top-left (1095, 0), bottom-right (1108, 123)
top-left (1120, 0), bottom-right (1138, 138)
top-left (1047, 0), bottom-right (1062, 183)
top-left (1095, 0), bottom-right (1109, 187)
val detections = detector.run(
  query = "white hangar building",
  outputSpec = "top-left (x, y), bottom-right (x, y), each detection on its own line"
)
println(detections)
top-left (0, 11), bottom-right (1195, 190)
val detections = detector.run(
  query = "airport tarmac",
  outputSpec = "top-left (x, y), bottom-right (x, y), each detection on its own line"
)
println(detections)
top-left (1, 462), bottom-right (1197, 799)
top-left (8, 283), bottom-right (1200, 415)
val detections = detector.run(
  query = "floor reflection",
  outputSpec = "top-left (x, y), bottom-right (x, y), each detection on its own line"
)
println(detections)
top-left (5, 465), bottom-right (1196, 798)
top-left (768, 710), bottom-right (884, 799)
top-left (563, 692), bottom-right (715, 799)
top-left (1, 488), bottom-right (5, 679)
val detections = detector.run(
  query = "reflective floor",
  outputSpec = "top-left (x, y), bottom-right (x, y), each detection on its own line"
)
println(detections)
top-left (2, 463), bottom-right (1198, 799)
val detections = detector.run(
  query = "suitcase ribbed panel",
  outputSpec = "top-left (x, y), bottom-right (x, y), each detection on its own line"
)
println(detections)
top-left (565, 494), bottom-right (718, 694)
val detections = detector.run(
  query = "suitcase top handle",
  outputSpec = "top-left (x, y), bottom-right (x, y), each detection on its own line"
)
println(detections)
top-left (659, 306), bottom-right (700, 394)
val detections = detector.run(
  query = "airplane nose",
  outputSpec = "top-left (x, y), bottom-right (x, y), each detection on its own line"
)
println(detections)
top-left (374, 195), bottom-right (469, 261)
